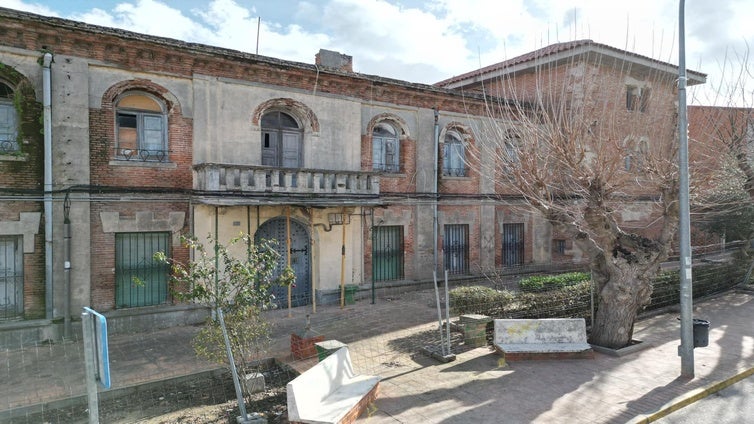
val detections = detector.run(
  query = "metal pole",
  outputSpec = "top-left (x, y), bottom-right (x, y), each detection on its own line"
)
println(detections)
top-left (443, 269), bottom-right (452, 355)
top-left (339, 207), bottom-right (347, 309)
top-left (433, 109), bottom-right (439, 275)
top-left (286, 207), bottom-right (292, 315)
top-left (218, 308), bottom-right (251, 423)
top-left (432, 271), bottom-right (446, 356)
top-left (81, 310), bottom-right (99, 424)
top-left (42, 53), bottom-right (53, 319)
top-left (63, 194), bottom-right (71, 339)
top-left (678, 0), bottom-right (695, 378)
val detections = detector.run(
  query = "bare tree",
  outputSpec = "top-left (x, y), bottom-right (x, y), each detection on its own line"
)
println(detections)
top-left (467, 44), bottom-right (716, 348)
top-left (688, 46), bottom-right (754, 244)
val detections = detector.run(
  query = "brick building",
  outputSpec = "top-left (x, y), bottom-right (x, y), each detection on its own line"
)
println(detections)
top-left (0, 8), bottom-right (707, 343)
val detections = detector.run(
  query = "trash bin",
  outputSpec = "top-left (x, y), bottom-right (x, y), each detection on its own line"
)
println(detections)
top-left (344, 285), bottom-right (358, 305)
top-left (693, 319), bottom-right (710, 348)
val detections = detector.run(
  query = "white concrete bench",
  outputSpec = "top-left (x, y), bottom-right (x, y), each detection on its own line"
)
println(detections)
top-left (287, 346), bottom-right (380, 424)
top-left (493, 318), bottom-right (594, 360)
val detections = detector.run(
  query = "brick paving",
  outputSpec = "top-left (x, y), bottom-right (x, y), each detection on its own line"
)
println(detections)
top-left (1, 286), bottom-right (753, 423)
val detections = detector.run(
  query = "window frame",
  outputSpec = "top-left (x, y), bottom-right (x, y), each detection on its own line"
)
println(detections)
top-left (0, 82), bottom-right (18, 154)
top-left (443, 131), bottom-right (467, 177)
top-left (626, 86), bottom-right (650, 112)
top-left (372, 122), bottom-right (401, 173)
top-left (261, 110), bottom-right (303, 169)
top-left (115, 231), bottom-right (171, 308)
top-left (114, 92), bottom-right (169, 162)
top-left (0, 235), bottom-right (23, 319)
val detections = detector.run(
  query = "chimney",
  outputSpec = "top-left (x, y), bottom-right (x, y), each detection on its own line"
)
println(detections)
top-left (315, 49), bottom-right (353, 72)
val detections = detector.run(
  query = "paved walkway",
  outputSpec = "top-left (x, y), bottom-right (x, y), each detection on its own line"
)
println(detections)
top-left (1, 286), bottom-right (754, 423)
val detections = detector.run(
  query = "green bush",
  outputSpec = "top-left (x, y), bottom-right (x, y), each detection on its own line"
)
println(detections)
top-left (449, 285), bottom-right (515, 316)
top-left (449, 282), bottom-right (591, 321)
top-left (518, 272), bottom-right (590, 292)
top-left (511, 281), bottom-right (592, 320)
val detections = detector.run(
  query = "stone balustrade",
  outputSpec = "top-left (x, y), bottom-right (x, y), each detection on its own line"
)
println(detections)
top-left (194, 164), bottom-right (380, 195)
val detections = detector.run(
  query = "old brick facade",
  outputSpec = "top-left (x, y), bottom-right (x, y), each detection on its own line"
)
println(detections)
top-left (0, 8), bottom-right (719, 338)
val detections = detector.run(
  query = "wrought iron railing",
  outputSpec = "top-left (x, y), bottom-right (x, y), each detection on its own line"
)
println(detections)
top-left (442, 166), bottom-right (468, 177)
top-left (0, 140), bottom-right (19, 154)
top-left (113, 147), bottom-right (170, 163)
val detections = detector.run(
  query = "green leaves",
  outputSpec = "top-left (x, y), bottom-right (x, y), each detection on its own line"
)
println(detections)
top-left (154, 233), bottom-right (293, 312)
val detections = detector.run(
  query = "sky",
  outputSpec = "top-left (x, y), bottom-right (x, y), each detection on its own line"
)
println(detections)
top-left (4, 0), bottom-right (754, 104)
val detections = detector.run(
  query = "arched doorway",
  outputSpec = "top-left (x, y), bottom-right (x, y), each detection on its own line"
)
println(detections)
top-left (255, 217), bottom-right (311, 307)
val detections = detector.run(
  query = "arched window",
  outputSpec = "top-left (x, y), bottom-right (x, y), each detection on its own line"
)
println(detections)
top-left (372, 122), bottom-right (400, 172)
top-left (261, 111), bottom-right (302, 168)
top-left (115, 92), bottom-right (168, 162)
top-left (0, 82), bottom-right (18, 153)
top-left (443, 131), bottom-right (466, 177)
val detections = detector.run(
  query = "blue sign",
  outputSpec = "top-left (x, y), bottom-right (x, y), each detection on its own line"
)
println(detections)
top-left (83, 307), bottom-right (111, 389)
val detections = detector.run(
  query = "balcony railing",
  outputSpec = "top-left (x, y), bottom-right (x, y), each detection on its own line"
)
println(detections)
top-left (194, 164), bottom-right (380, 195)
top-left (113, 148), bottom-right (170, 163)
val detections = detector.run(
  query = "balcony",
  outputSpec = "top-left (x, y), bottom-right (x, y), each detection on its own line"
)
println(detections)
top-left (194, 164), bottom-right (380, 196)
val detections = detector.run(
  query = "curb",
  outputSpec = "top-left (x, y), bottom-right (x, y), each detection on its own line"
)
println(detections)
top-left (628, 366), bottom-right (754, 423)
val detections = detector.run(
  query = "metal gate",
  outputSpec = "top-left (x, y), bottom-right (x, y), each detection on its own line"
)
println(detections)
top-left (255, 217), bottom-right (311, 307)
top-left (444, 224), bottom-right (469, 275)
top-left (503, 223), bottom-right (525, 267)
top-left (115, 232), bottom-right (170, 308)
top-left (372, 226), bottom-right (404, 281)
top-left (0, 236), bottom-right (22, 320)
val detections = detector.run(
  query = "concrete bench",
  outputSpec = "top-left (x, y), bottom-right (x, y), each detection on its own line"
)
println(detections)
top-left (287, 346), bottom-right (380, 424)
top-left (493, 318), bottom-right (594, 360)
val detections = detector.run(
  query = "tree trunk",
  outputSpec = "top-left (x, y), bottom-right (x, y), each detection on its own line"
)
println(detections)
top-left (588, 262), bottom-right (653, 349)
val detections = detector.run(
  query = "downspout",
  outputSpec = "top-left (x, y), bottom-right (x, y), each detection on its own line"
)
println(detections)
top-left (63, 193), bottom-right (71, 339)
top-left (42, 52), bottom-right (53, 319)
top-left (433, 108), bottom-right (439, 275)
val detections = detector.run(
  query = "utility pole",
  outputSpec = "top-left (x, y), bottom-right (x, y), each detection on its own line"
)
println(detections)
top-left (678, 0), bottom-right (695, 378)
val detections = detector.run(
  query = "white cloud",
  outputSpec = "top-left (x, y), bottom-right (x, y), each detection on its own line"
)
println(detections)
top-left (70, 0), bottom-right (215, 44)
top-left (2, 0), bottom-right (60, 16)
top-left (4, 0), bottom-right (754, 100)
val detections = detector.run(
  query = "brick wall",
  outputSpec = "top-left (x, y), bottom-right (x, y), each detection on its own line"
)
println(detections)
top-left (89, 200), bottom-right (190, 311)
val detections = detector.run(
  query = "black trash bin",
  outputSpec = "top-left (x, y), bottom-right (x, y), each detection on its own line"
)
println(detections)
top-left (693, 319), bottom-right (710, 348)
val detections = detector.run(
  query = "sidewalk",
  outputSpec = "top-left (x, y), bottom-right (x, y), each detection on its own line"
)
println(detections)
top-left (1, 287), bottom-right (753, 423)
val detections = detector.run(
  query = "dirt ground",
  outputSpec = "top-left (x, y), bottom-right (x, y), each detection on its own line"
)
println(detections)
top-left (133, 387), bottom-right (289, 424)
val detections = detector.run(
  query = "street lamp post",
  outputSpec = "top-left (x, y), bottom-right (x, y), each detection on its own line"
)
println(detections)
top-left (678, 0), bottom-right (695, 378)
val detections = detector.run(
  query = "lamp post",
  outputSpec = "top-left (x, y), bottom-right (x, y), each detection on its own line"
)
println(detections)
top-left (678, 0), bottom-right (695, 378)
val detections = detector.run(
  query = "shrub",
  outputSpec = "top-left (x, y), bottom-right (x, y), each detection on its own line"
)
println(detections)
top-left (511, 281), bottom-right (592, 320)
top-left (449, 285), bottom-right (515, 316)
top-left (518, 272), bottom-right (591, 292)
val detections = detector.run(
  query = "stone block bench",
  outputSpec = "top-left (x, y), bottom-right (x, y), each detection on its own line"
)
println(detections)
top-left (287, 346), bottom-right (381, 424)
top-left (493, 318), bottom-right (594, 360)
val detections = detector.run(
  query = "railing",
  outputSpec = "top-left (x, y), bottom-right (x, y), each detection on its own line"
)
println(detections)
top-left (113, 148), bottom-right (170, 163)
top-left (194, 164), bottom-right (380, 195)
top-left (442, 166), bottom-right (468, 177)
top-left (0, 140), bottom-right (19, 154)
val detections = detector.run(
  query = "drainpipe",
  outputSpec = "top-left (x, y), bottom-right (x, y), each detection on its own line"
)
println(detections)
top-left (63, 193), bottom-right (71, 339)
top-left (42, 52), bottom-right (53, 319)
top-left (433, 108), bottom-right (439, 274)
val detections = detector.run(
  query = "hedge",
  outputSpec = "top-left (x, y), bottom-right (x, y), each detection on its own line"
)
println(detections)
top-left (518, 272), bottom-right (591, 292)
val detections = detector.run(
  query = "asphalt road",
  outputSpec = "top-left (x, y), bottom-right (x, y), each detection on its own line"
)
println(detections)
top-left (654, 374), bottom-right (754, 423)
